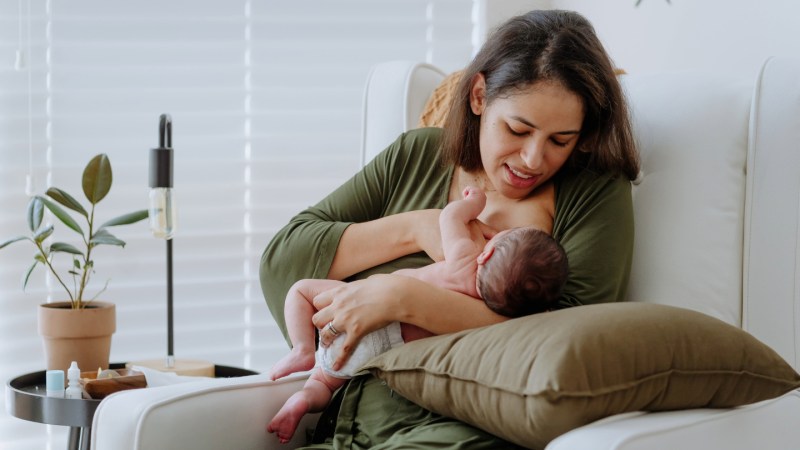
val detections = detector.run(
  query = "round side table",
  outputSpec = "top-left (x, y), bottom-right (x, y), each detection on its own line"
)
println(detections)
top-left (6, 363), bottom-right (258, 450)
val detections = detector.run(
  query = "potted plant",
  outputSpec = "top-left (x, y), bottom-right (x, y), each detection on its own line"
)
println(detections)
top-left (0, 153), bottom-right (148, 372)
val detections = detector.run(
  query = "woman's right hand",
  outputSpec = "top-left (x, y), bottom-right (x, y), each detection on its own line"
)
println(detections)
top-left (311, 274), bottom-right (406, 371)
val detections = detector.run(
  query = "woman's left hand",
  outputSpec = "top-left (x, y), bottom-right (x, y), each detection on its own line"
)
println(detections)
top-left (311, 274), bottom-right (401, 371)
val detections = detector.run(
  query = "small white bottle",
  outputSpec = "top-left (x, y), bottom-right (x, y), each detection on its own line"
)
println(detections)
top-left (45, 370), bottom-right (65, 398)
top-left (65, 361), bottom-right (83, 399)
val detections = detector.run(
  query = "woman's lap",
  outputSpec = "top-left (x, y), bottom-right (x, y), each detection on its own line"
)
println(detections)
top-left (298, 374), bottom-right (520, 450)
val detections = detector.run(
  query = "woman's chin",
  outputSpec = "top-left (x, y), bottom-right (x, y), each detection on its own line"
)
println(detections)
top-left (497, 185), bottom-right (535, 200)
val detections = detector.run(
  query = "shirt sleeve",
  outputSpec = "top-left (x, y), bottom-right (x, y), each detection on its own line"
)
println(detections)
top-left (552, 170), bottom-right (634, 309)
top-left (259, 137), bottom-right (400, 342)
top-left (258, 129), bottom-right (451, 343)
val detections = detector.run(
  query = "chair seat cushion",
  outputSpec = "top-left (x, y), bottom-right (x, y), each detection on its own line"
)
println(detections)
top-left (364, 303), bottom-right (800, 450)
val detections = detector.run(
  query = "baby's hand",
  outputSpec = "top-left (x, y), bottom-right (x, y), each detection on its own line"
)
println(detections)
top-left (462, 186), bottom-right (483, 199)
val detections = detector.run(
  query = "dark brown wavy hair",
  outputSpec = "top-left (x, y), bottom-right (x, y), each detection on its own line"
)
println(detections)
top-left (478, 227), bottom-right (569, 317)
top-left (439, 9), bottom-right (640, 181)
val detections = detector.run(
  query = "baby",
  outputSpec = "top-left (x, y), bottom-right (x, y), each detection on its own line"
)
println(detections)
top-left (267, 186), bottom-right (568, 443)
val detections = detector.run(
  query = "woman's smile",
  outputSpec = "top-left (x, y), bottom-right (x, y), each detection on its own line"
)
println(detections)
top-left (504, 163), bottom-right (540, 189)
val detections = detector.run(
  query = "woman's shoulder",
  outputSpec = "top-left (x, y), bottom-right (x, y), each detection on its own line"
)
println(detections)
top-left (380, 127), bottom-right (445, 170)
top-left (394, 128), bottom-right (443, 157)
top-left (555, 164), bottom-right (631, 204)
top-left (553, 164), bottom-right (633, 226)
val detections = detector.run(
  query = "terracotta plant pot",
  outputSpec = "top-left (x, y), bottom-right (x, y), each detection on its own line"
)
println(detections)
top-left (38, 301), bottom-right (116, 373)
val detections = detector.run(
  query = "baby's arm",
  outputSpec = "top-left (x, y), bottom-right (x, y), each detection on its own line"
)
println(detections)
top-left (392, 187), bottom-right (486, 295)
top-left (439, 186), bottom-right (487, 263)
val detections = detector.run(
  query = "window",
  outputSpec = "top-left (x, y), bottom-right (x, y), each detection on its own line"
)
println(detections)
top-left (0, 0), bottom-right (477, 446)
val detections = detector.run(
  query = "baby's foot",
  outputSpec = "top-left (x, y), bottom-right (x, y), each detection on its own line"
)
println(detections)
top-left (267, 395), bottom-right (310, 444)
top-left (268, 348), bottom-right (315, 380)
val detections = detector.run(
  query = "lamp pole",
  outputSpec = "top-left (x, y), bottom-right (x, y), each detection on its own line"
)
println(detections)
top-left (149, 113), bottom-right (177, 368)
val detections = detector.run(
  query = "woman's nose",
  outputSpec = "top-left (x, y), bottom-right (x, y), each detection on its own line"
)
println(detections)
top-left (521, 138), bottom-right (545, 170)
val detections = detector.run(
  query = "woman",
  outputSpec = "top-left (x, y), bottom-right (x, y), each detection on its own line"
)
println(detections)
top-left (261, 9), bottom-right (639, 448)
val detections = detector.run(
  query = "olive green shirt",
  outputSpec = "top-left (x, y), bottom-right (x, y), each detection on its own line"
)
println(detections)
top-left (259, 127), bottom-right (634, 448)
top-left (260, 127), bottom-right (634, 341)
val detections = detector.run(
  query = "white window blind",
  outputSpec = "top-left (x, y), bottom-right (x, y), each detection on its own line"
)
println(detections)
top-left (0, 0), bottom-right (476, 447)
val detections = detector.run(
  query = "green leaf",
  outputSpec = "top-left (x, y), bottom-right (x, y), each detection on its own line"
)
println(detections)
top-left (0, 236), bottom-right (29, 250)
top-left (83, 153), bottom-right (113, 204)
top-left (100, 209), bottom-right (149, 228)
top-left (90, 229), bottom-right (126, 247)
top-left (46, 187), bottom-right (88, 217)
top-left (34, 253), bottom-right (46, 263)
top-left (33, 224), bottom-right (54, 243)
top-left (27, 197), bottom-right (44, 232)
top-left (39, 196), bottom-right (84, 235)
top-left (73, 259), bottom-right (81, 269)
top-left (22, 260), bottom-right (39, 290)
top-left (51, 242), bottom-right (84, 255)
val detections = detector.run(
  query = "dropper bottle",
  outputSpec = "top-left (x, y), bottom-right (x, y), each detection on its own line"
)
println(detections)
top-left (65, 361), bottom-right (83, 399)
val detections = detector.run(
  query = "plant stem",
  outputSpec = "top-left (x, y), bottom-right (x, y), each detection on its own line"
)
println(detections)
top-left (35, 241), bottom-right (75, 303)
top-left (76, 204), bottom-right (95, 307)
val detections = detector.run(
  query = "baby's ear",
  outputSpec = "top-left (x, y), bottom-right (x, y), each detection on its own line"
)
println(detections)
top-left (477, 247), bottom-right (495, 265)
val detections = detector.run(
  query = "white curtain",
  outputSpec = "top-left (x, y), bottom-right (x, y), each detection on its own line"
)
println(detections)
top-left (0, 0), bottom-right (476, 447)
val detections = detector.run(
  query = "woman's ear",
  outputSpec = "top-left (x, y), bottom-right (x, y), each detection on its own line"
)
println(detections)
top-left (469, 73), bottom-right (487, 115)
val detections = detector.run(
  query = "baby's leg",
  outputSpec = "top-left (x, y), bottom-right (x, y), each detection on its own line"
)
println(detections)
top-left (267, 368), bottom-right (346, 444)
top-left (269, 279), bottom-right (346, 380)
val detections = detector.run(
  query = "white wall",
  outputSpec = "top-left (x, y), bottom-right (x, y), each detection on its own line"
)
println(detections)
top-left (477, 0), bottom-right (551, 44)
top-left (486, 0), bottom-right (799, 78)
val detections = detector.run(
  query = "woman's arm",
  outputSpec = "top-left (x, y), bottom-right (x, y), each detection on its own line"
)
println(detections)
top-left (311, 273), bottom-right (507, 371)
top-left (326, 208), bottom-right (442, 281)
top-left (260, 129), bottom-right (450, 343)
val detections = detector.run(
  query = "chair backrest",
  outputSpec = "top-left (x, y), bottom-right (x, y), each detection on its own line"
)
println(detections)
top-left (360, 61), bottom-right (445, 166)
top-left (622, 71), bottom-right (752, 326)
top-left (360, 58), bottom-right (800, 369)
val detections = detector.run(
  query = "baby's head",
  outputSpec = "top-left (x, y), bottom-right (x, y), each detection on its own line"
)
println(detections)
top-left (476, 227), bottom-right (568, 317)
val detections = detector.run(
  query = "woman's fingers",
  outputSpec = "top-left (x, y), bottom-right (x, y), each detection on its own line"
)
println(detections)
top-left (316, 320), bottom-right (334, 347)
top-left (311, 288), bottom-right (334, 313)
top-left (332, 334), bottom-right (358, 371)
top-left (313, 276), bottom-right (394, 344)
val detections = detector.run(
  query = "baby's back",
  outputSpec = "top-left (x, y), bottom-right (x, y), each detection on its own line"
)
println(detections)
top-left (394, 259), bottom-right (479, 299)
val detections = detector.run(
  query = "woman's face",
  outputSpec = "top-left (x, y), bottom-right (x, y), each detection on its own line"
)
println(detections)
top-left (470, 75), bottom-right (585, 200)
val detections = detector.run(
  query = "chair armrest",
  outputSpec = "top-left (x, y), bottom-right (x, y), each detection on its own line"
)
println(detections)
top-left (91, 372), bottom-right (318, 450)
top-left (546, 390), bottom-right (800, 450)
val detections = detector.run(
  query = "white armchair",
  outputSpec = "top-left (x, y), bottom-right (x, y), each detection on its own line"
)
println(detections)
top-left (92, 57), bottom-right (800, 449)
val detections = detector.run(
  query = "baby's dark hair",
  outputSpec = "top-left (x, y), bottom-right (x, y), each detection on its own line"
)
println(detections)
top-left (478, 228), bottom-right (568, 317)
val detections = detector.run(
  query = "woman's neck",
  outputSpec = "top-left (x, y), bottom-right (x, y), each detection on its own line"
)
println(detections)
top-left (450, 168), bottom-right (493, 202)
top-left (451, 167), bottom-right (555, 234)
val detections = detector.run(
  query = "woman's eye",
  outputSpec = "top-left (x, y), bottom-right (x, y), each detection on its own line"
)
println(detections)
top-left (507, 125), bottom-right (527, 136)
top-left (551, 138), bottom-right (569, 147)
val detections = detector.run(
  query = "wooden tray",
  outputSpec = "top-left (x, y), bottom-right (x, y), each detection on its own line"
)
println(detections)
top-left (80, 368), bottom-right (147, 399)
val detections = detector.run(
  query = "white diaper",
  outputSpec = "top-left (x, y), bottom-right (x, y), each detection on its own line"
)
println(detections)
top-left (317, 321), bottom-right (404, 378)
